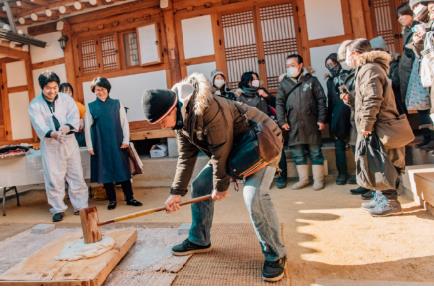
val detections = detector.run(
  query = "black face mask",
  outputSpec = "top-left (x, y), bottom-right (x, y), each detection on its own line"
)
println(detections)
top-left (173, 102), bottom-right (184, 130)
top-left (327, 65), bottom-right (341, 77)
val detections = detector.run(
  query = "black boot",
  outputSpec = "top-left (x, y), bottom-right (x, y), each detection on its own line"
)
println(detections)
top-left (52, 212), bottom-right (64, 222)
top-left (107, 201), bottom-right (117, 210)
top-left (361, 190), bottom-right (375, 200)
top-left (417, 128), bottom-right (432, 147)
top-left (347, 175), bottom-right (357, 185)
top-left (126, 199), bottom-right (143, 206)
top-left (350, 186), bottom-right (370, 195)
top-left (262, 256), bottom-right (286, 282)
top-left (335, 139), bottom-right (348, 185)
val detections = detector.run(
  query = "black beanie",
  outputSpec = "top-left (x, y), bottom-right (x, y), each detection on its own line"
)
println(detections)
top-left (142, 89), bottom-right (177, 123)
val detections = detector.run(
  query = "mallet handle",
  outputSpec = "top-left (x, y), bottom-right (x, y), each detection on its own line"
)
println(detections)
top-left (97, 194), bottom-right (212, 226)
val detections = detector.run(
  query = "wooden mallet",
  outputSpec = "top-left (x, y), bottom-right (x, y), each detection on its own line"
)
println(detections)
top-left (80, 195), bottom-right (212, 243)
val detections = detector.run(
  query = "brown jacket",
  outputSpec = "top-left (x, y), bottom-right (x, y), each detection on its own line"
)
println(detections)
top-left (353, 50), bottom-right (405, 168)
top-left (170, 73), bottom-right (282, 196)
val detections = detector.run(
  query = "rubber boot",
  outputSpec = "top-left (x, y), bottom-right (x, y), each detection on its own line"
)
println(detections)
top-left (312, 165), bottom-right (325, 191)
top-left (291, 165), bottom-right (310, 190)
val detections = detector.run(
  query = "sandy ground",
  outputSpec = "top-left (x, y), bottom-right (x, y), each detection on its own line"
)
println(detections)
top-left (1, 177), bottom-right (434, 285)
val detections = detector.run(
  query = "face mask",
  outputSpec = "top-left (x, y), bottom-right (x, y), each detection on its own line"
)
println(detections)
top-left (345, 53), bottom-right (355, 68)
top-left (327, 65), bottom-right (340, 77)
top-left (214, 79), bottom-right (225, 89)
top-left (251, 79), bottom-right (260, 88)
top-left (287, 67), bottom-right (300, 78)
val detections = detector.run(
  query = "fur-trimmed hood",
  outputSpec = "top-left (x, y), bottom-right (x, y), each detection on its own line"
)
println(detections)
top-left (355, 50), bottom-right (392, 73)
top-left (173, 73), bottom-right (213, 116)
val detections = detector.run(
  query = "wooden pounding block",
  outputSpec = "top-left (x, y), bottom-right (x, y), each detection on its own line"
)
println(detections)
top-left (0, 228), bottom-right (137, 286)
top-left (80, 207), bottom-right (102, 243)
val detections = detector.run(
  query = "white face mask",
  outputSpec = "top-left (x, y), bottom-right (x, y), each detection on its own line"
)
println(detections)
top-left (214, 79), bottom-right (225, 89)
top-left (345, 53), bottom-right (355, 68)
top-left (251, 79), bottom-right (260, 88)
top-left (287, 67), bottom-right (300, 78)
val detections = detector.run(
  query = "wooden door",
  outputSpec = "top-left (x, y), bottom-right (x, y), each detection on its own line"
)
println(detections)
top-left (218, 1), bottom-right (300, 91)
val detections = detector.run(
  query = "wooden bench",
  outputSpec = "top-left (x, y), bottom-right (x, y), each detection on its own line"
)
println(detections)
top-left (129, 121), bottom-right (175, 141)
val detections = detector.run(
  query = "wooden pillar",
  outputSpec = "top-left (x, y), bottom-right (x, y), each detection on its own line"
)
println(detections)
top-left (0, 63), bottom-right (11, 141)
top-left (349, 0), bottom-right (369, 39)
top-left (24, 54), bottom-right (38, 142)
top-left (162, 1), bottom-right (182, 86)
top-left (295, 0), bottom-right (311, 66)
top-left (63, 21), bottom-right (81, 102)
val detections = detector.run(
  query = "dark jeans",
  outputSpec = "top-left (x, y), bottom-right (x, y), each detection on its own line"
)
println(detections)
top-left (335, 138), bottom-right (348, 176)
top-left (103, 180), bottom-right (134, 202)
top-left (290, 144), bottom-right (324, 165)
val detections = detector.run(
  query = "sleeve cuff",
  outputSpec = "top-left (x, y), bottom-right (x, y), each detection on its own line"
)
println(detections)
top-left (45, 130), bottom-right (52, 138)
top-left (170, 187), bottom-right (188, 196)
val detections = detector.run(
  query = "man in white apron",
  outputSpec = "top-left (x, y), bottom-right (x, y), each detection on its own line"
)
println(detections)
top-left (28, 71), bottom-right (88, 222)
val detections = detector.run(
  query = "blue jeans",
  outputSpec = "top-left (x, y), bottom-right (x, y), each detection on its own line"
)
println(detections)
top-left (188, 164), bottom-right (287, 261)
top-left (290, 144), bottom-right (324, 165)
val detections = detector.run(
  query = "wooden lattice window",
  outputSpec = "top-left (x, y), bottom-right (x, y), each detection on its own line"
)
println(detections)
top-left (79, 39), bottom-right (98, 74)
top-left (100, 34), bottom-right (119, 71)
top-left (220, 2), bottom-right (300, 91)
top-left (123, 31), bottom-right (139, 67)
top-left (260, 3), bottom-right (298, 90)
top-left (369, 0), bottom-right (408, 53)
top-left (77, 33), bottom-right (119, 75)
top-left (221, 10), bottom-right (259, 89)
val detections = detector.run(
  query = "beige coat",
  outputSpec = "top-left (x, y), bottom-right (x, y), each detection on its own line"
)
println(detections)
top-left (353, 50), bottom-right (405, 169)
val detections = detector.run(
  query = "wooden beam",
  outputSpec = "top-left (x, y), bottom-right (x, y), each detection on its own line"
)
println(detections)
top-left (295, 0), bottom-right (311, 67)
top-left (7, 85), bottom-right (28, 93)
top-left (0, 45), bottom-right (29, 60)
top-left (31, 57), bottom-right (65, 70)
top-left (27, 22), bottom-right (57, 36)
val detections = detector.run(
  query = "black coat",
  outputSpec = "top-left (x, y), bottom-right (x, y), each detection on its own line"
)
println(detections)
top-left (326, 70), bottom-right (352, 142)
top-left (276, 73), bottom-right (327, 146)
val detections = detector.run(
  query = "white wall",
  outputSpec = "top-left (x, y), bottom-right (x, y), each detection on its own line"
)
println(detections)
top-left (32, 64), bottom-right (67, 96)
top-left (6, 61), bottom-right (27, 88)
top-left (182, 15), bottom-right (215, 58)
top-left (309, 44), bottom-right (341, 91)
top-left (187, 62), bottom-right (216, 80)
top-left (82, 70), bottom-right (167, 122)
top-left (30, 31), bottom-right (64, 64)
top-left (304, 0), bottom-right (344, 40)
top-left (8, 91), bottom-right (33, 140)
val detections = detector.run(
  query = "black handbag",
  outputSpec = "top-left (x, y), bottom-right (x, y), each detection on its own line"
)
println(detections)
top-left (355, 133), bottom-right (399, 191)
top-left (227, 121), bottom-right (268, 179)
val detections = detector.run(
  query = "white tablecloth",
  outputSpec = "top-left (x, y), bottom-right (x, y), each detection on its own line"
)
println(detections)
top-left (0, 148), bottom-right (90, 188)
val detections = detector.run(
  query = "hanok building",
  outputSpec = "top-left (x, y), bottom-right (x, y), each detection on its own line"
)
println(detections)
top-left (0, 0), bottom-right (406, 145)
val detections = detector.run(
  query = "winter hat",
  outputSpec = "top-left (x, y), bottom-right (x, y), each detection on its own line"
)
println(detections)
top-left (142, 89), bottom-right (177, 124)
top-left (370, 36), bottom-right (389, 52)
top-left (210, 69), bottom-right (225, 83)
top-left (397, 2), bottom-right (413, 16)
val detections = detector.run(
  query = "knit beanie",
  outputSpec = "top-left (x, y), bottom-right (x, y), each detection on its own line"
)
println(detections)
top-left (142, 89), bottom-right (177, 123)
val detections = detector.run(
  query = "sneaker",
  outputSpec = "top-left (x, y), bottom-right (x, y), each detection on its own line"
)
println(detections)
top-left (275, 176), bottom-right (288, 189)
top-left (73, 210), bottom-right (80, 215)
top-left (336, 174), bottom-right (347, 185)
top-left (107, 201), bottom-right (117, 210)
top-left (126, 199), bottom-right (143, 206)
top-left (350, 186), bottom-right (370, 195)
top-left (368, 199), bottom-right (402, 216)
top-left (262, 256), bottom-right (287, 282)
top-left (347, 175), bottom-right (357, 185)
top-left (361, 192), bottom-right (386, 209)
top-left (52, 212), bottom-right (64, 222)
top-left (172, 239), bottom-right (211, 256)
top-left (361, 191), bottom-right (375, 200)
